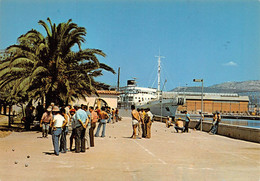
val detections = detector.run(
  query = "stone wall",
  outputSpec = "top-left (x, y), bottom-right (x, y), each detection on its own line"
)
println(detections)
top-left (189, 120), bottom-right (260, 143)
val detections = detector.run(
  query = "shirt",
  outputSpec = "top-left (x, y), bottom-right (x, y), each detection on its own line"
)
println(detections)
top-left (147, 111), bottom-right (153, 121)
top-left (185, 113), bottom-right (190, 122)
top-left (91, 111), bottom-right (98, 123)
top-left (85, 110), bottom-right (91, 125)
top-left (71, 115), bottom-right (76, 129)
top-left (75, 109), bottom-right (88, 128)
top-left (41, 112), bottom-right (53, 123)
top-left (53, 114), bottom-right (65, 128)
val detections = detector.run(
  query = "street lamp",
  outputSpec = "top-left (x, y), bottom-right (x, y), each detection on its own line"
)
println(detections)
top-left (193, 79), bottom-right (204, 131)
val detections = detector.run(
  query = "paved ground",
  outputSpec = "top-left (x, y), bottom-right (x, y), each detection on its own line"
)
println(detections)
top-left (0, 117), bottom-right (259, 181)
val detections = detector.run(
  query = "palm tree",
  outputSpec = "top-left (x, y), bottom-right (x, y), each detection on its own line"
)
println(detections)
top-left (0, 18), bottom-right (115, 107)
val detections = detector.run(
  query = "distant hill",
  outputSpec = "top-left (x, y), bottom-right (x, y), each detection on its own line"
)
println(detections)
top-left (172, 80), bottom-right (260, 93)
top-left (209, 80), bottom-right (260, 92)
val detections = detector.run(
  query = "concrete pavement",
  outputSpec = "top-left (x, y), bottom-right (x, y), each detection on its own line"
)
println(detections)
top-left (0, 117), bottom-right (259, 181)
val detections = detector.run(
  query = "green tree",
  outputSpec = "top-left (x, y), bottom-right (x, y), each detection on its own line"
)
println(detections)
top-left (0, 18), bottom-right (115, 107)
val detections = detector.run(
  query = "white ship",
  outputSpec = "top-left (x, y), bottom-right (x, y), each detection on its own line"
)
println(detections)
top-left (118, 53), bottom-right (185, 118)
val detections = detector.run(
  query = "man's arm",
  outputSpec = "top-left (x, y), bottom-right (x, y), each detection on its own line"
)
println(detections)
top-left (62, 115), bottom-right (68, 128)
top-left (84, 117), bottom-right (89, 128)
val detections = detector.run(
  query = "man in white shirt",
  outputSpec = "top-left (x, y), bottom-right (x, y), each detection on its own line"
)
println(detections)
top-left (50, 106), bottom-right (65, 156)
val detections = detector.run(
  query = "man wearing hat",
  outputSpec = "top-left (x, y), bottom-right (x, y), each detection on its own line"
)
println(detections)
top-left (40, 106), bottom-right (53, 138)
top-left (50, 106), bottom-right (65, 156)
top-left (74, 104), bottom-right (88, 153)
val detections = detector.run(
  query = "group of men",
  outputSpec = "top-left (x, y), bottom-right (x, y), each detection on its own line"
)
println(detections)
top-left (131, 105), bottom-right (153, 139)
top-left (39, 103), bottom-right (117, 156)
top-left (166, 110), bottom-right (221, 134)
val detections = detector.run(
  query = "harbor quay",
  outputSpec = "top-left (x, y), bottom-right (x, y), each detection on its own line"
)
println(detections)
top-left (0, 117), bottom-right (259, 181)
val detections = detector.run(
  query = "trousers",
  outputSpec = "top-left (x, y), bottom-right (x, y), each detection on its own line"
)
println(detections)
top-left (95, 119), bottom-right (107, 137)
top-left (146, 121), bottom-right (152, 138)
top-left (184, 121), bottom-right (190, 132)
top-left (75, 125), bottom-right (85, 153)
top-left (52, 128), bottom-right (62, 155)
top-left (90, 122), bottom-right (96, 147)
top-left (141, 123), bottom-right (146, 138)
top-left (60, 126), bottom-right (68, 153)
top-left (85, 124), bottom-right (91, 149)
top-left (42, 123), bottom-right (49, 137)
top-left (137, 121), bottom-right (142, 137)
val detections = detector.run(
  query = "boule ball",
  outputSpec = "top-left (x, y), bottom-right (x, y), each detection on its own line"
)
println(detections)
top-left (14, 161), bottom-right (18, 164)
top-left (25, 164), bottom-right (28, 167)
top-left (27, 155), bottom-right (30, 158)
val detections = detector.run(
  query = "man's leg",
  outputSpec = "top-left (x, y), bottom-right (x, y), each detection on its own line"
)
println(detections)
top-left (70, 129), bottom-right (75, 150)
top-left (53, 129), bottom-right (61, 155)
top-left (141, 124), bottom-right (146, 138)
top-left (95, 122), bottom-right (102, 137)
top-left (90, 123), bottom-right (96, 147)
top-left (81, 126), bottom-right (86, 152)
top-left (60, 129), bottom-right (65, 152)
top-left (75, 127), bottom-right (81, 153)
top-left (146, 121), bottom-right (151, 138)
top-left (85, 124), bottom-right (90, 149)
top-left (42, 124), bottom-right (45, 137)
top-left (137, 121), bottom-right (141, 138)
top-left (132, 125), bottom-right (137, 139)
top-left (101, 120), bottom-right (106, 137)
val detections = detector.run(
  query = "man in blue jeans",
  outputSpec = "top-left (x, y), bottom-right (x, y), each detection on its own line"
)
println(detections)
top-left (50, 106), bottom-right (65, 156)
top-left (95, 107), bottom-right (109, 137)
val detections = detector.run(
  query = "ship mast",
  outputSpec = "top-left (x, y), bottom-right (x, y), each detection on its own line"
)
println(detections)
top-left (155, 51), bottom-right (165, 98)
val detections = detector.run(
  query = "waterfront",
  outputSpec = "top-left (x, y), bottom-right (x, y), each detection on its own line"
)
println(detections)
top-left (176, 114), bottom-right (260, 129)
top-left (202, 118), bottom-right (260, 129)
top-left (0, 117), bottom-right (259, 181)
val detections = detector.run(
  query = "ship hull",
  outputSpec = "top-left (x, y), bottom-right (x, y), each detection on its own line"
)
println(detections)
top-left (138, 98), bottom-right (179, 118)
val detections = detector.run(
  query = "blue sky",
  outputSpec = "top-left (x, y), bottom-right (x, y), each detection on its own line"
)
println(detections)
top-left (1, 0), bottom-right (260, 91)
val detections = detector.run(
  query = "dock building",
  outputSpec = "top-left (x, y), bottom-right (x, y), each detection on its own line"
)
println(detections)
top-left (173, 92), bottom-right (249, 114)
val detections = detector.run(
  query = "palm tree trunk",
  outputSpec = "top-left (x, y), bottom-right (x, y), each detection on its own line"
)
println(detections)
top-left (8, 105), bottom-right (11, 127)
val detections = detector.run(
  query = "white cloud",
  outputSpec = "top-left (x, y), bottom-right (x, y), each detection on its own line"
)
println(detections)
top-left (223, 61), bottom-right (238, 66)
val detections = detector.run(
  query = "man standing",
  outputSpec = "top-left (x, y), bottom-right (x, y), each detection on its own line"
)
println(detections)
top-left (89, 106), bottom-right (98, 147)
top-left (25, 103), bottom-right (34, 131)
top-left (137, 108), bottom-right (142, 138)
top-left (74, 104), bottom-right (88, 153)
top-left (60, 108), bottom-right (69, 153)
top-left (95, 107), bottom-right (108, 138)
top-left (83, 105), bottom-right (91, 150)
top-left (50, 106), bottom-right (65, 156)
top-left (141, 109), bottom-right (146, 138)
top-left (36, 102), bottom-right (44, 123)
top-left (194, 112), bottom-right (204, 131)
top-left (183, 110), bottom-right (191, 133)
top-left (40, 106), bottom-right (52, 138)
top-left (210, 111), bottom-right (221, 134)
top-left (145, 108), bottom-right (153, 139)
top-left (69, 109), bottom-right (76, 151)
top-left (131, 105), bottom-right (140, 139)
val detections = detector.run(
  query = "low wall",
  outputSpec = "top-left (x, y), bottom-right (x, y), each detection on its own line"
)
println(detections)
top-left (119, 109), bottom-right (260, 143)
top-left (189, 121), bottom-right (260, 143)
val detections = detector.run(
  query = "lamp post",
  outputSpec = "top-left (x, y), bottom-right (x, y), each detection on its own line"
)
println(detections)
top-left (193, 79), bottom-right (204, 131)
